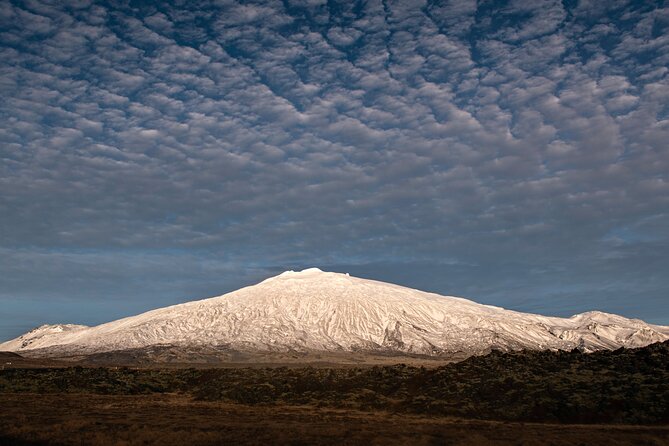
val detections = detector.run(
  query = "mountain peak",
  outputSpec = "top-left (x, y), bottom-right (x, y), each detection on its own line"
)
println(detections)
top-left (268, 267), bottom-right (332, 282)
top-left (279, 267), bottom-right (325, 276)
top-left (1, 271), bottom-right (668, 357)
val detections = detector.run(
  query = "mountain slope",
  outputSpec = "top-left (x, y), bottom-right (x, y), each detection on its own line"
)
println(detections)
top-left (2, 268), bottom-right (668, 356)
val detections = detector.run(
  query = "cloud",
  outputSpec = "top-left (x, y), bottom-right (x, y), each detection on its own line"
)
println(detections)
top-left (1, 0), bottom-right (668, 338)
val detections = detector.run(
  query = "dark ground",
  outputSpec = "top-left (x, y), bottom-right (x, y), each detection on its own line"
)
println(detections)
top-left (0, 341), bottom-right (668, 445)
top-left (1, 393), bottom-right (668, 446)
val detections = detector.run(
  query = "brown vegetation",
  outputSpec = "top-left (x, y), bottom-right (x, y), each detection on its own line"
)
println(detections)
top-left (1, 393), bottom-right (668, 446)
top-left (0, 341), bottom-right (667, 445)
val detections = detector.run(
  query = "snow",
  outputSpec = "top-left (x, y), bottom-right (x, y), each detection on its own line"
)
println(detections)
top-left (1, 268), bottom-right (667, 356)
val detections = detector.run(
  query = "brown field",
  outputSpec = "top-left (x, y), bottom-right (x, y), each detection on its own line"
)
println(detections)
top-left (1, 342), bottom-right (667, 445)
top-left (1, 392), bottom-right (668, 446)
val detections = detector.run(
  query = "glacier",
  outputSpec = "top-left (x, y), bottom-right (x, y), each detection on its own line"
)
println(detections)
top-left (1, 268), bottom-right (668, 357)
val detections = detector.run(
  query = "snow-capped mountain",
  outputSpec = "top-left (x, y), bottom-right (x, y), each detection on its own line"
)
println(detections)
top-left (2, 268), bottom-right (668, 356)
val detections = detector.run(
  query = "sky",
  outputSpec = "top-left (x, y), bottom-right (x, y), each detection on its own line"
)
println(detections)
top-left (1, 0), bottom-right (668, 341)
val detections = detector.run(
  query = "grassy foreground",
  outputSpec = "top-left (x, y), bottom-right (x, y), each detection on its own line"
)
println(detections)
top-left (0, 341), bottom-right (667, 445)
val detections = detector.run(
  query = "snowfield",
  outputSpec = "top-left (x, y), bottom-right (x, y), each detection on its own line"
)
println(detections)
top-left (2, 268), bottom-right (668, 356)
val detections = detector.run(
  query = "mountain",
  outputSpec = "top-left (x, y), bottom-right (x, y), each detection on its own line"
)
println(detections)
top-left (2, 268), bottom-right (668, 357)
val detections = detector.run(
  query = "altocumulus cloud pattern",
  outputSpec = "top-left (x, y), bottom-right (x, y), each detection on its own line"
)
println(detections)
top-left (0, 0), bottom-right (668, 339)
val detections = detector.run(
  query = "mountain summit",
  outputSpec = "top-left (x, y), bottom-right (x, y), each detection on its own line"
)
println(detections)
top-left (2, 268), bottom-right (668, 357)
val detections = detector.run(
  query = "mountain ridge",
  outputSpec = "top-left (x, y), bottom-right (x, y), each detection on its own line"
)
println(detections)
top-left (2, 268), bottom-right (668, 357)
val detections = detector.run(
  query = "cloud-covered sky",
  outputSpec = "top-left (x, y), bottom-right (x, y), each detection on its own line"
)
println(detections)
top-left (1, 0), bottom-right (668, 340)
